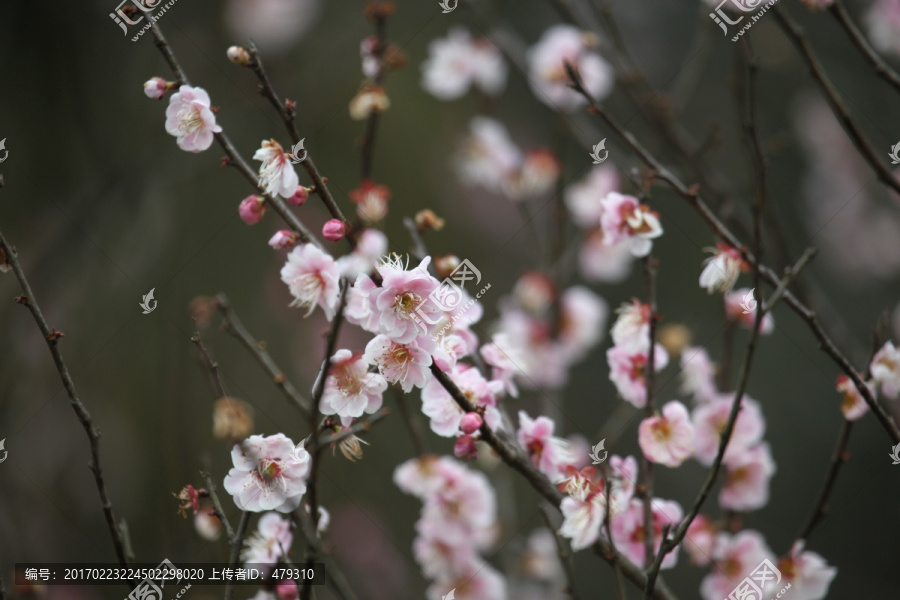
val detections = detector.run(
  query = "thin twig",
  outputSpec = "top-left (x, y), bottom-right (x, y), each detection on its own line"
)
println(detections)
top-left (191, 323), bottom-right (227, 399)
top-left (829, 0), bottom-right (900, 94)
top-left (798, 419), bottom-right (853, 542)
top-left (215, 294), bottom-right (310, 415)
top-left (360, 13), bottom-right (388, 181)
top-left (0, 230), bottom-right (132, 574)
top-left (224, 512), bottom-right (251, 600)
top-left (539, 504), bottom-right (579, 600)
top-left (564, 64), bottom-right (900, 444)
top-left (603, 468), bottom-right (626, 600)
top-left (391, 387), bottom-right (428, 457)
top-left (317, 407), bottom-right (390, 447)
top-left (773, 5), bottom-right (900, 198)
top-left (641, 255), bottom-right (658, 568)
top-left (200, 469), bottom-right (235, 542)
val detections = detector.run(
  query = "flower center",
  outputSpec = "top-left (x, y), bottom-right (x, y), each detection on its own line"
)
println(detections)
top-left (290, 273), bottom-right (323, 316)
top-left (394, 292), bottom-right (422, 318)
top-left (177, 104), bottom-right (204, 135)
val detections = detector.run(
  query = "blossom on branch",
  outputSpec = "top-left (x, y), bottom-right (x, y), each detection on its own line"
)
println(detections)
top-left (223, 433), bottom-right (310, 513)
top-left (164, 85), bottom-right (222, 152)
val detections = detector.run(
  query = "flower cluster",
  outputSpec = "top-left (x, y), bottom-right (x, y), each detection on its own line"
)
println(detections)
top-left (607, 300), bottom-right (668, 407)
top-left (394, 457), bottom-right (506, 600)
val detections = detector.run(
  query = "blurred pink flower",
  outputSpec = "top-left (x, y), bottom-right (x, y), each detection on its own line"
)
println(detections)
top-left (638, 401), bottom-right (695, 467)
top-left (871, 340), bottom-right (900, 399)
top-left (599, 192), bottom-right (663, 257)
top-left (456, 116), bottom-right (522, 194)
top-left (321, 219), bottom-right (346, 241)
top-left (578, 229), bottom-right (635, 283)
top-left (527, 25), bottom-right (613, 111)
top-left (684, 514), bottom-right (717, 566)
top-left (691, 395), bottom-right (765, 466)
top-left (771, 541), bottom-right (837, 600)
top-left (611, 300), bottom-right (653, 351)
top-left (279, 244), bottom-right (341, 319)
top-left (720, 443), bottom-right (776, 511)
top-left (700, 530), bottom-right (773, 600)
top-left (607, 343), bottom-right (669, 408)
top-left (725, 287), bottom-right (774, 335)
top-left (699, 243), bottom-right (748, 294)
top-left (421, 365), bottom-right (502, 436)
top-left (239, 195), bottom-right (266, 225)
top-left (559, 492), bottom-right (607, 550)
top-left (164, 85), bottom-right (221, 152)
top-left (558, 286), bottom-right (608, 362)
top-left (241, 512), bottom-right (293, 565)
top-left (564, 165), bottom-right (620, 228)
top-left (226, 0), bottom-right (320, 54)
top-left (421, 28), bottom-right (506, 100)
top-left (611, 498), bottom-right (683, 569)
top-left (836, 374), bottom-right (874, 420)
top-left (680, 346), bottom-right (719, 403)
top-left (223, 434), bottom-right (310, 513)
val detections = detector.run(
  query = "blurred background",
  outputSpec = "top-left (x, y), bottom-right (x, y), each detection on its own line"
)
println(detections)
top-left (1, 0), bottom-right (899, 597)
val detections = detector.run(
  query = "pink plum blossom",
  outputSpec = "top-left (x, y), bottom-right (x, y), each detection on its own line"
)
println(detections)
top-left (337, 228), bottom-right (388, 278)
top-left (513, 271), bottom-right (556, 315)
top-left (453, 434), bottom-right (478, 459)
top-left (866, 0), bottom-right (900, 58)
top-left (638, 401), bottom-right (695, 467)
top-left (427, 564), bottom-right (506, 600)
top-left (287, 185), bottom-right (309, 206)
top-left (319, 349), bottom-right (387, 422)
top-left (144, 77), bottom-right (169, 100)
top-left (164, 85), bottom-right (222, 152)
top-left (254, 139), bottom-right (300, 198)
top-left (691, 395), bottom-right (766, 466)
top-left (700, 530), bottom-right (773, 600)
top-left (769, 541), bottom-right (837, 599)
top-left (370, 255), bottom-right (442, 343)
top-left (836, 374), bottom-right (874, 420)
top-left (517, 411), bottom-right (575, 482)
top-left (364, 334), bottom-right (433, 393)
top-left (421, 28), bottom-right (506, 100)
top-left (608, 455), bottom-right (638, 510)
top-left (459, 412), bottom-right (483, 434)
top-left (480, 332), bottom-right (522, 397)
top-left (420, 365), bottom-right (503, 436)
top-left (223, 433), bottom-right (310, 513)
top-left (275, 580), bottom-right (297, 600)
top-left (349, 179), bottom-right (390, 223)
top-left (564, 165), bottom-right (619, 228)
top-left (599, 192), bottom-right (663, 257)
top-left (720, 443), bottom-right (776, 511)
top-left (558, 286), bottom-right (608, 362)
top-left (508, 149), bottom-right (561, 199)
top-left (871, 340), bottom-right (900, 398)
top-left (725, 288), bottom-right (775, 335)
top-left (526, 25), bottom-right (613, 111)
top-left (607, 343), bottom-right (669, 408)
top-left (699, 243), bottom-right (749, 293)
top-left (521, 529), bottom-right (564, 581)
top-left (611, 498), bottom-right (683, 569)
top-left (241, 512), bottom-right (293, 565)
top-left (279, 244), bottom-right (341, 320)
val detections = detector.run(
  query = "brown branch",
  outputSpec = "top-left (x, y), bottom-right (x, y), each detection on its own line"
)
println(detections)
top-left (148, 22), bottom-right (319, 245)
top-left (200, 469), bottom-right (236, 542)
top-left (829, 1), bottom-right (900, 94)
top-left (564, 63), bottom-right (900, 444)
top-left (772, 5), bottom-right (900, 199)
top-left (641, 255), bottom-right (659, 568)
top-left (391, 387), bottom-right (428, 457)
top-left (317, 407), bottom-right (390, 447)
top-left (539, 504), bottom-right (580, 600)
top-left (798, 419), bottom-right (853, 542)
top-left (191, 322), bottom-right (227, 399)
top-left (224, 511), bottom-right (251, 600)
top-left (215, 294), bottom-right (311, 415)
top-left (602, 467), bottom-right (626, 600)
top-left (360, 13), bottom-right (388, 181)
top-left (428, 363), bottom-right (678, 600)
top-left (0, 230), bottom-right (131, 574)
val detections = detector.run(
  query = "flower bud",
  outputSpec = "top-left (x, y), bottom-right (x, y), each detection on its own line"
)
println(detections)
top-left (434, 254), bottom-right (460, 280)
top-left (212, 397), bottom-right (255, 441)
top-left (239, 195), bottom-right (266, 225)
top-left (194, 506), bottom-right (222, 541)
top-left (454, 434), bottom-right (478, 459)
top-left (415, 209), bottom-right (445, 232)
top-left (268, 230), bottom-right (299, 250)
top-left (658, 323), bottom-right (692, 358)
top-left (459, 412), bottom-right (483, 434)
top-left (349, 84), bottom-right (390, 120)
top-left (143, 77), bottom-right (170, 100)
top-left (226, 45), bottom-right (252, 66)
top-left (322, 219), bottom-right (346, 241)
top-left (287, 185), bottom-right (310, 206)
top-left (276, 580), bottom-right (298, 600)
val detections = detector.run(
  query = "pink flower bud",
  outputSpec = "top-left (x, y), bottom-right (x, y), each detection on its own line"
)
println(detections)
top-left (143, 77), bottom-right (169, 100)
top-left (226, 45), bottom-right (252, 66)
top-left (460, 412), bottom-right (483, 434)
top-left (268, 230), bottom-right (298, 249)
top-left (287, 186), bottom-right (310, 206)
top-left (454, 434), bottom-right (478, 459)
top-left (239, 195), bottom-right (265, 225)
top-left (275, 580), bottom-right (298, 600)
top-left (322, 219), bottom-right (346, 241)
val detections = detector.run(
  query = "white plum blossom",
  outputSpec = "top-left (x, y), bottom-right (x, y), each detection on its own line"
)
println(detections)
top-left (241, 512), bottom-right (293, 566)
top-left (254, 139), bottom-right (300, 198)
top-left (559, 492), bottom-right (607, 551)
top-left (599, 192), bottom-right (663, 257)
top-left (579, 229), bottom-right (635, 283)
top-left (870, 340), bottom-right (900, 398)
top-left (319, 349), bottom-right (387, 423)
top-left (370, 255), bottom-right (442, 343)
top-left (836, 374), bottom-right (874, 420)
top-left (223, 434), bottom-right (310, 513)
top-left (680, 346), bottom-right (719, 403)
top-left (699, 243), bottom-right (748, 293)
top-left (564, 165), bottom-right (620, 228)
top-left (527, 25), bottom-right (614, 111)
top-left (421, 28), bottom-right (507, 100)
top-left (279, 244), bottom-right (341, 320)
top-left (164, 85), bottom-right (222, 152)
top-left (456, 116), bottom-right (522, 195)
top-left (336, 228), bottom-right (388, 278)
top-left (610, 300), bottom-right (653, 351)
